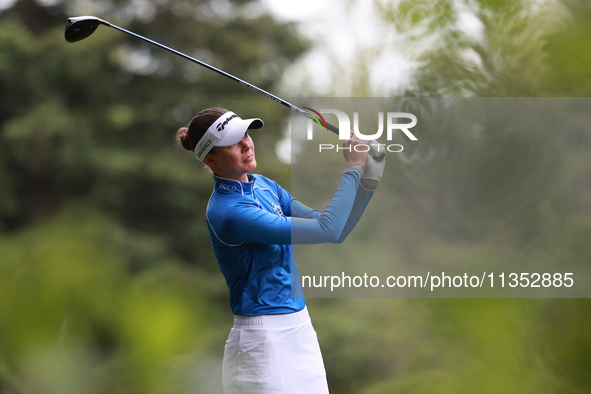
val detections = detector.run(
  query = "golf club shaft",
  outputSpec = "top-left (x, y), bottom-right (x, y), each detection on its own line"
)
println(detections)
top-left (109, 23), bottom-right (295, 110)
top-left (97, 20), bottom-right (385, 161)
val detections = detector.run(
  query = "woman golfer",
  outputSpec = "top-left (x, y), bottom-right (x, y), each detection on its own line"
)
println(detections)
top-left (177, 107), bottom-right (384, 393)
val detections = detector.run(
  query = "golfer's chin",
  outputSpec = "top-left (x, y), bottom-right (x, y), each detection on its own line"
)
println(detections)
top-left (244, 156), bottom-right (257, 171)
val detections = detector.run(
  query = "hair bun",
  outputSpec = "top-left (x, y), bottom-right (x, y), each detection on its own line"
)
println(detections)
top-left (176, 127), bottom-right (193, 151)
top-left (176, 107), bottom-right (228, 156)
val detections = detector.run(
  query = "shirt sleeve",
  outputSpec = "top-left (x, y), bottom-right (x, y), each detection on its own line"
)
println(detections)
top-left (210, 168), bottom-right (364, 245)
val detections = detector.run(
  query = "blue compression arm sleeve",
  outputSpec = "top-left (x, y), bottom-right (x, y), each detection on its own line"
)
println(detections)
top-left (290, 199), bottom-right (320, 219)
top-left (290, 181), bottom-right (376, 243)
top-left (336, 181), bottom-right (377, 243)
top-left (210, 168), bottom-right (369, 245)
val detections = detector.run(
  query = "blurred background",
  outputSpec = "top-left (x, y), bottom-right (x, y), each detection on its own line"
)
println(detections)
top-left (1, 0), bottom-right (590, 393)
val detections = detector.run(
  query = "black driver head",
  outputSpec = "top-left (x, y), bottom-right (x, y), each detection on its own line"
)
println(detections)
top-left (65, 16), bottom-right (107, 43)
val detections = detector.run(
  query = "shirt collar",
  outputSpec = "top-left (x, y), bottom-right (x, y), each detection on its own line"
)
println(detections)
top-left (213, 174), bottom-right (255, 196)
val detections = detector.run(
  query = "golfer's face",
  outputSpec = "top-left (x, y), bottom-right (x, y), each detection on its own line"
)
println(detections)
top-left (211, 132), bottom-right (256, 181)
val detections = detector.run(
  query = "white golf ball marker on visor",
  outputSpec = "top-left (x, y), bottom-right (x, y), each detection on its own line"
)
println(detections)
top-left (194, 112), bottom-right (263, 162)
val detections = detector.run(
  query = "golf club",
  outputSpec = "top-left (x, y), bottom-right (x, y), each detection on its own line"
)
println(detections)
top-left (64, 16), bottom-right (385, 161)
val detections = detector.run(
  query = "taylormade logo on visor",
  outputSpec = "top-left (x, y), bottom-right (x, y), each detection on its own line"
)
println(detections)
top-left (194, 111), bottom-right (244, 162)
top-left (306, 109), bottom-right (418, 153)
top-left (217, 114), bottom-right (237, 131)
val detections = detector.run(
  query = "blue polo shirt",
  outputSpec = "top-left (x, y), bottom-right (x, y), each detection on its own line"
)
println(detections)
top-left (206, 169), bottom-right (375, 316)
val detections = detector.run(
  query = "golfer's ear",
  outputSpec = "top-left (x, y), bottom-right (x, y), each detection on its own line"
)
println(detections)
top-left (204, 154), bottom-right (216, 167)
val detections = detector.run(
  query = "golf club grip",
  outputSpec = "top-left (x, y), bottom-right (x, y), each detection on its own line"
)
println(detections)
top-left (324, 121), bottom-right (386, 162)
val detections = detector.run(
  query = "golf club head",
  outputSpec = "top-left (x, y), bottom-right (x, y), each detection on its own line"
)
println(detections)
top-left (65, 16), bottom-right (107, 43)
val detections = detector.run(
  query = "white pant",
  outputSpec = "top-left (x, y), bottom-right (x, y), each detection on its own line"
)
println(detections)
top-left (222, 307), bottom-right (329, 393)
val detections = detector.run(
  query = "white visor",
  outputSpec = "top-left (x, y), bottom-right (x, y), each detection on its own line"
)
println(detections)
top-left (193, 111), bottom-right (263, 162)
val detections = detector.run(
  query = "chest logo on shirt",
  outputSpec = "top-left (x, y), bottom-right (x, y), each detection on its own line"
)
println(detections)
top-left (271, 202), bottom-right (283, 216)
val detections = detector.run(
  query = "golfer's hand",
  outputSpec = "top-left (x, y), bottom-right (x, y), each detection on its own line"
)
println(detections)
top-left (362, 141), bottom-right (386, 187)
top-left (343, 134), bottom-right (368, 172)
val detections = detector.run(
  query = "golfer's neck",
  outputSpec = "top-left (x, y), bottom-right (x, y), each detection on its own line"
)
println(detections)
top-left (213, 171), bottom-right (249, 183)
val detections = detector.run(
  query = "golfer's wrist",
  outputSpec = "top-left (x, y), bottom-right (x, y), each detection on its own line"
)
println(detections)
top-left (361, 179), bottom-right (378, 188)
top-left (345, 161), bottom-right (365, 172)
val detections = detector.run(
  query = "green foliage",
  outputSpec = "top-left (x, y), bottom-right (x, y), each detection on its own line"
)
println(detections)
top-left (0, 205), bottom-right (219, 393)
top-left (308, 298), bottom-right (591, 394)
top-left (374, 0), bottom-right (573, 96)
